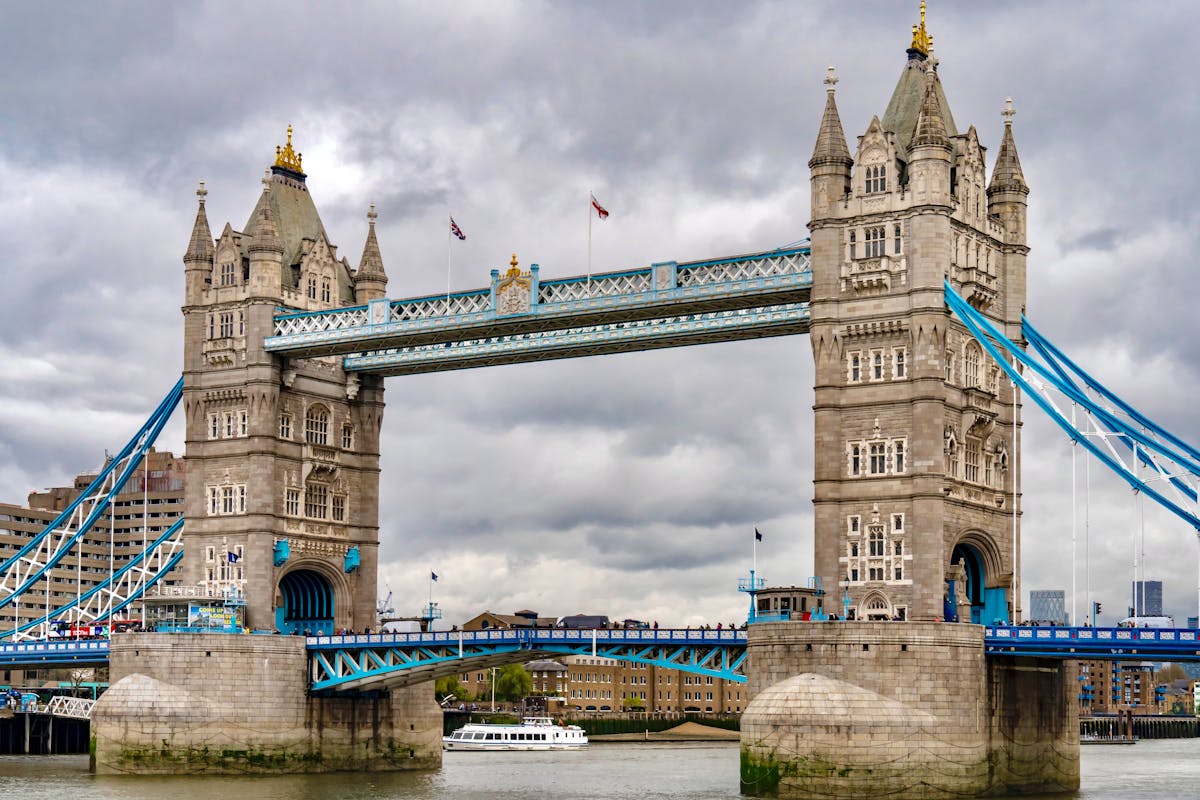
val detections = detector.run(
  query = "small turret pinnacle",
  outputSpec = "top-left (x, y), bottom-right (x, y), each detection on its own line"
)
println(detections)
top-left (183, 179), bottom-right (214, 265)
top-left (249, 180), bottom-right (284, 255)
top-left (357, 203), bottom-right (386, 277)
top-left (809, 66), bottom-right (853, 169)
top-left (910, 65), bottom-right (950, 149)
top-left (988, 98), bottom-right (1028, 194)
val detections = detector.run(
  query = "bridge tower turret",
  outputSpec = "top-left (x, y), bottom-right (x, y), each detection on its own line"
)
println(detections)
top-left (808, 9), bottom-right (1025, 624)
top-left (178, 127), bottom-right (386, 633)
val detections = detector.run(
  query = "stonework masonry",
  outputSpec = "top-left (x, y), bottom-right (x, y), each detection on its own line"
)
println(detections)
top-left (741, 622), bottom-right (1078, 798)
top-left (91, 634), bottom-right (442, 774)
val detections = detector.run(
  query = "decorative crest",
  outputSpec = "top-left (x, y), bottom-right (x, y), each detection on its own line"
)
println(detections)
top-left (1002, 97), bottom-right (1016, 125)
top-left (910, 0), bottom-right (932, 55)
top-left (274, 124), bottom-right (304, 172)
top-left (824, 65), bottom-right (838, 92)
top-left (196, 179), bottom-right (207, 205)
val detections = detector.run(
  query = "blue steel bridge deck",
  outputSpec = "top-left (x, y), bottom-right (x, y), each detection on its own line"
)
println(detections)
top-left (264, 245), bottom-right (811, 374)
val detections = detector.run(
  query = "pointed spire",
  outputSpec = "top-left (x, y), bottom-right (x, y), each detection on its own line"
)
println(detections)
top-left (809, 66), bottom-right (853, 169)
top-left (357, 203), bottom-right (386, 277)
top-left (183, 180), bottom-right (214, 265)
top-left (989, 98), bottom-right (1028, 194)
top-left (911, 64), bottom-right (950, 149)
top-left (249, 172), bottom-right (284, 255)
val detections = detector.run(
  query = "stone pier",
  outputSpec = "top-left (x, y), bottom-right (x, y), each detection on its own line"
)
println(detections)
top-left (740, 622), bottom-right (1078, 798)
top-left (91, 634), bottom-right (442, 774)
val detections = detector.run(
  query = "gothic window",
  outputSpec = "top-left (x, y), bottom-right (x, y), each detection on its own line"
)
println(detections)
top-left (964, 342), bottom-right (982, 388)
top-left (870, 350), bottom-right (884, 381)
top-left (849, 230), bottom-right (857, 260)
top-left (893, 348), bottom-right (907, 379)
top-left (341, 424), bottom-right (354, 450)
top-left (946, 435), bottom-right (959, 478)
top-left (238, 485), bottom-right (247, 514)
top-left (945, 351), bottom-right (955, 384)
top-left (850, 444), bottom-right (862, 476)
top-left (238, 311), bottom-right (245, 336)
top-left (848, 515), bottom-right (860, 534)
top-left (850, 542), bottom-right (859, 558)
top-left (321, 278), bottom-right (332, 304)
top-left (221, 486), bottom-right (235, 514)
top-left (331, 495), bottom-right (346, 522)
top-left (239, 410), bottom-right (248, 437)
top-left (205, 546), bottom-right (215, 563)
top-left (224, 412), bottom-right (235, 438)
top-left (891, 514), bottom-right (904, 534)
top-left (850, 567), bottom-right (860, 583)
top-left (965, 439), bottom-right (982, 483)
top-left (219, 312), bottom-right (234, 338)
top-left (207, 314), bottom-right (215, 339)
top-left (279, 413), bottom-right (293, 440)
top-left (869, 566), bottom-right (884, 581)
top-left (849, 352), bottom-right (862, 382)
top-left (894, 565), bottom-right (904, 581)
top-left (894, 224), bottom-right (902, 254)
top-left (207, 482), bottom-right (247, 516)
top-left (207, 488), bottom-right (218, 515)
top-left (869, 442), bottom-right (886, 475)
top-left (864, 164), bottom-right (887, 194)
top-left (305, 405), bottom-right (330, 445)
top-left (307, 276), bottom-right (318, 300)
top-left (208, 414), bottom-right (219, 440)
top-left (304, 482), bottom-right (328, 519)
top-left (893, 540), bottom-right (903, 556)
top-left (220, 262), bottom-right (236, 286)
top-left (892, 440), bottom-right (906, 473)
top-left (285, 488), bottom-right (300, 516)
top-left (984, 454), bottom-right (994, 487)
top-left (869, 528), bottom-right (884, 556)
top-left (865, 226), bottom-right (885, 258)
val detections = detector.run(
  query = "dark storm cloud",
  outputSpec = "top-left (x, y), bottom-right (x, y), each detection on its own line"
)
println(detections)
top-left (4, 1), bottom-right (1200, 624)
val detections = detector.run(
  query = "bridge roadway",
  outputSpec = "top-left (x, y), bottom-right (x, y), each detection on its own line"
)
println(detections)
top-left (264, 245), bottom-right (812, 375)
top-left (4, 625), bottom-right (1199, 688)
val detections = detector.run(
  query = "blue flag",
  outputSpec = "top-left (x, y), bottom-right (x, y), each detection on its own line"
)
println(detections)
top-left (754, 529), bottom-right (763, 542)
top-left (227, 551), bottom-right (240, 563)
top-left (431, 571), bottom-right (439, 581)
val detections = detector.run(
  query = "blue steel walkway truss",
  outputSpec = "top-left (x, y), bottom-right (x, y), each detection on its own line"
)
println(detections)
top-left (306, 628), bottom-right (750, 691)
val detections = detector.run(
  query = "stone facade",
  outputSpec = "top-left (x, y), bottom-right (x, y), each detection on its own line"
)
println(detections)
top-left (808, 19), bottom-right (1028, 623)
top-left (180, 130), bottom-right (388, 632)
top-left (741, 622), bottom-right (1077, 797)
top-left (91, 633), bottom-right (441, 774)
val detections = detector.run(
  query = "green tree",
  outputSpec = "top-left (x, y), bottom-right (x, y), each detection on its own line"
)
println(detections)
top-left (435, 674), bottom-right (471, 702)
top-left (622, 695), bottom-right (645, 710)
top-left (493, 664), bottom-right (533, 702)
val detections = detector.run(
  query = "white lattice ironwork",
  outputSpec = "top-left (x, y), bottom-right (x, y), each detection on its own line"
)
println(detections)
top-left (274, 306), bottom-right (370, 336)
top-left (678, 249), bottom-right (811, 287)
top-left (539, 272), bottom-right (653, 304)
top-left (391, 292), bottom-right (491, 321)
top-left (0, 380), bottom-right (182, 639)
top-left (45, 695), bottom-right (96, 719)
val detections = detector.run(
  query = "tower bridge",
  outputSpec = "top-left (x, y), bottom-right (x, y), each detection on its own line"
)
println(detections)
top-left (5, 4), bottom-right (1200, 796)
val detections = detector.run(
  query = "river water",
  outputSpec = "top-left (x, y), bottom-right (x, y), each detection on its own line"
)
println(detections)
top-left (1, 740), bottom-right (1198, 799)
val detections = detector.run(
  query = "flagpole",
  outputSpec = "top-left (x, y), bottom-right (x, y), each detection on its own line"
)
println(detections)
top-left (587, 193), bottom-right (593, 295)
top-left (446, 213), bottom-right (452, 305)
top-left (753, 528), bottom-right (758, 577)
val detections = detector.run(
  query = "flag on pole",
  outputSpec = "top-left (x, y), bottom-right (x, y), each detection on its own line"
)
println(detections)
top-left (431, 571), bottom-right (439, 582)
top-left (754, 528), bottom-right (763, 542)
top-left (590, 193), bottom-right (609, 220)
top-left (450, 216), bottom-right (466, 240)
top-left (227, 551), bottom-right (240, 563)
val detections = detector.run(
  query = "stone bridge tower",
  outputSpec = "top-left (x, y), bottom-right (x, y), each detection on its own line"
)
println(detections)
top-left (180, 128), bottom-right (387, 632)
top-left (807, 11), bottom-right (1029, 623)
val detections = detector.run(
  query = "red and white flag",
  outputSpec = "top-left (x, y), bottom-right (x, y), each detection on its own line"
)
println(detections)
top-left (590, 193), bottom-right (609, 220)
top-left (450, 216), bottom-right (466, 240)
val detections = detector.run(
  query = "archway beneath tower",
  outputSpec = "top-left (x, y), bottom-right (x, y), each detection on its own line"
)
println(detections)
top-left (276, 568), bottom-right (335, 635)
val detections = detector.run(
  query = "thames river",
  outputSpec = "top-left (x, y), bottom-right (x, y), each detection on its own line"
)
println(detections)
top-left (2, 740), bottom-right (1200, 799)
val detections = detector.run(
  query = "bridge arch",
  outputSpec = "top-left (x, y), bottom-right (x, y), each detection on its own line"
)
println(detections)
top-left (275, 560), bottom-right (350, 635)
top-left (948, 530), bottom-right (1008, 625)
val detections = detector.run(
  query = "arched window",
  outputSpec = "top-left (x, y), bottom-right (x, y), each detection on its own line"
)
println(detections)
top-left (321, 278), bottom-right (331, 303)
top-left (305, 405), bottom-right (330, 445)
top-left (307, 276), bottom-right (318, 300)
top-left (869, 528), bottom-right (885, 557)
top-left (964, 342), bottom-right (981, 388)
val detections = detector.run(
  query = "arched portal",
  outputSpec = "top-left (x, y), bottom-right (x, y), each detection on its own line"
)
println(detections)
top-left (948, 535), bottom-right (1009, 625)
top-left (276, 569), bottom-right (335, 635)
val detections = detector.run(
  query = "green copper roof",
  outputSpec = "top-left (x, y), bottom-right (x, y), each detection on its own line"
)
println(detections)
top-left (881, 56), bottom-right (957, 158)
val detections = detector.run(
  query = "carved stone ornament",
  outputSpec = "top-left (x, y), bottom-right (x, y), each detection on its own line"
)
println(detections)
top-left (496, 255), bottom-right (532, 316)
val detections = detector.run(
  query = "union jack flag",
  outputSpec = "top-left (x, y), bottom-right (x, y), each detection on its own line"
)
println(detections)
top-left (450, 216), bottom-right (466, 240)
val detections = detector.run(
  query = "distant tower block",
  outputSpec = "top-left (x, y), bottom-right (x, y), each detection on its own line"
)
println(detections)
top-left (807, 10), bottom-right (1028, 624)
top-left (180, 127), bottom-right (388, 632)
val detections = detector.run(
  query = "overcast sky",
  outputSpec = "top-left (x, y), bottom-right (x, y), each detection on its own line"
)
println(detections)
top-left (3, 1), bottom-right (1200, 629)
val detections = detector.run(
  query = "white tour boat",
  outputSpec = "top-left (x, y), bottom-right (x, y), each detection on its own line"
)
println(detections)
top-left (442, 716), bottom-right (588, 751)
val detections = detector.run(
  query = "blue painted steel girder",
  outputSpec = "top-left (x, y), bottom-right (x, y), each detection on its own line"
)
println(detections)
top-left (343, 303), bottom-right (810, 377)
top-left (0, 639), bottom-right (110, 668)
top-left (985, 625), bottom-right (1200, 660)
top-left (265, 246), bottom-right (811, 361)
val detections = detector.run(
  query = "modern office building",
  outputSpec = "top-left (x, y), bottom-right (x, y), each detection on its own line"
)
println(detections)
top-left (1131, 580), bottom-right (1163, 617)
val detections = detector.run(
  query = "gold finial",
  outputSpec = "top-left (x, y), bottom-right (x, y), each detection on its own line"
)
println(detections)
top-left (510, 253), bottom-right (519, 269)
top-left (910, 0), bottom-right (932, 55)
top-left (274, 124), bottom-right (304, 172)
top-left (505, 253), bottom-right (523, 278)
